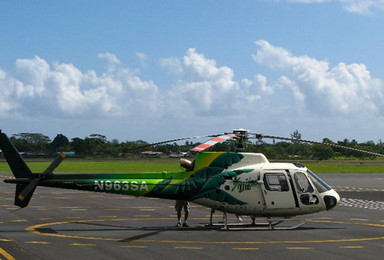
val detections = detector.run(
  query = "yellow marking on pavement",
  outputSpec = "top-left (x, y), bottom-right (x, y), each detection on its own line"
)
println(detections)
top-left (71, 208), bottom-right (87, 211)
top-left (350, 218), bottom-right (368, 221)
top-left (287, 247), bottom-right (313, 250)
top-left (313, 217), bottom-right (332, 220)
top-left (39, 218), bottom-right (52, 221)
top-left (339, 246), bottom-right (364, 249)
top-left (10, 219), bottom-right (26, 223)
top-left (70, 243), bottom-right (96, 247)
top-left (233, 247), bottom-right (259, 250)
top-left (0, 247), bottom-right (16, 260)
top-left (120, 245), bottom-right (148, 248)
top-left (26, 241), bottom-right (51, 244)
top-left (98, 215), bottom-right (117, 218)
top-left (25, 218), bottom-right (384, 245)
top-left (0, 239), bottom-right (14, 242)
top-left (134, 215), bottom-right (151, 218)
top-left (175, 246), bottom-right (203, 250)
top-left (105, 208), bottom-right (121, 211)
top-left (139, 208), bottom-right (155, 211)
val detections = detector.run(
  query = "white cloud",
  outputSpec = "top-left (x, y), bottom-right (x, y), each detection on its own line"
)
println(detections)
top-left (253, 40), bottom-right (384, 116)
top-left (340, 0), bottom-right (384, 15)
top-left (0, 54), bottom-right (160, 119)
top-left (161, 48), bottom-right (265, 116)
top-left (136, 52), bottom-right (147, 66)
top-left (14, 56), bottom-right (50, 96)
top-left (98, 52), bottom-right (120, 65)
top-left (160, 57), bottom-right (183, 74)
top-left (274, 0), bottom-right (384, 15)
top-left (2, 44), bottom-right (383, 143)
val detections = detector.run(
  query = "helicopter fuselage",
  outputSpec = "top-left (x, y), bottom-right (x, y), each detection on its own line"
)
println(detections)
top-left (193, 153), bottom-right (340, 217)
top-left (4, 152), bottom-right (340, 218)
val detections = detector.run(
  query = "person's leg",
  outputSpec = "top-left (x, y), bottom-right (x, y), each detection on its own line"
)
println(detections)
top-left (175, 200), bottom-right (183, 227)
top-left (182, 202), bottom-right (190, 227)
top-left (176, 210), bottom-right (182, 226)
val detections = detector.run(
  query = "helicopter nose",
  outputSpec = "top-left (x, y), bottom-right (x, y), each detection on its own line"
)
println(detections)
top-left (323, 189), bottom-right (340, 210)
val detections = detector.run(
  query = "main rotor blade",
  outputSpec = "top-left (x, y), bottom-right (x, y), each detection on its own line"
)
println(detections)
top-left (131, 134), bottom-right (222, 151)
top-left (191, 134), bottom-right (237, 152)
top-left (255, 134), bottom-right (384, 157)
top-left (43, 152), bottom-right (66, 175)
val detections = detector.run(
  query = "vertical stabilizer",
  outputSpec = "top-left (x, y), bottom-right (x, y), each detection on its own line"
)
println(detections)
top-left (0, 131), bottom-right (32, 178)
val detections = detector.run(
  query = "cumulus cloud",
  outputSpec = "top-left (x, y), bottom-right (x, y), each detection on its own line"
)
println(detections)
top-left (253, 40), bottom-right (384, 116)
top-left (275, 0), bottom-right (384, 15)
top-left (0, 54), bottom-right (160, 119)
top-left (161, 48), bottom-right (270, 116)
top-left (1, 43), bottom-right (382, 135)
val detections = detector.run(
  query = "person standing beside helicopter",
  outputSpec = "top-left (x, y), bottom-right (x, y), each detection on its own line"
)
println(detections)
top-left (175, 200), bottom-right (190, 227)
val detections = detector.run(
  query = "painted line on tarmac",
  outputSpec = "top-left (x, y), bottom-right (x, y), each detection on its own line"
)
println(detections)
top-left (339, 245), bottom-right (364, 249)
top-left (26, 241), bottom-right (51, 245)
top-left (120, 245), bottom-right (148, 249)
top-left (287, 247), bottom-right (313, 250)
top-left (70, 243), bottom-right (96, 247)
top-left (232, 247), bottom-right (259, 250)
top-left (25, 218), bottom-right (384, 246)
top-left (0, 247), bottom-right (15, 260)
top-left (334, 186), bottom-right (384, 192)
top-left (174, 246), bottom-right (203, 250)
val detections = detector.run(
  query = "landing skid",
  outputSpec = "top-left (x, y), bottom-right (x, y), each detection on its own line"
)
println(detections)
top-left (205, 211), bottom-right (307, 230)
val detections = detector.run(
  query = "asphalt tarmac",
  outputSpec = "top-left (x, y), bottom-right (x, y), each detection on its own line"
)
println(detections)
top-left (1, 172), bottom-right (383, 260)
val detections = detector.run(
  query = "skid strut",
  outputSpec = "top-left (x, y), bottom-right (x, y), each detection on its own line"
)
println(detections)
top-left (206, 211), bottom-right (307, 230)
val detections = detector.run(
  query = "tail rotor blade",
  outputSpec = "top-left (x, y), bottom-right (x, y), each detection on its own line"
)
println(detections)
top-left (43, 152), bottom-right (66, 175)
top-left (16, 178), bottom-right (40, 202)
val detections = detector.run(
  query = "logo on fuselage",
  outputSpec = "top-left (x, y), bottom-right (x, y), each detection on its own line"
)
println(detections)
top-left (232, 180), bottom-right (258, 192)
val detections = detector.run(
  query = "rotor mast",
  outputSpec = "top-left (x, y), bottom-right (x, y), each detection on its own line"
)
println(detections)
top-left (232, 128), bottom-right (250, 152)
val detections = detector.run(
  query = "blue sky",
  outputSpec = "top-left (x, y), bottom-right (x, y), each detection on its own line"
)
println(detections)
top-left (1, 0), bottom-right (384, 143)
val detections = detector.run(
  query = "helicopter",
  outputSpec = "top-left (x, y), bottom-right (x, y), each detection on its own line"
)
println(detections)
top-left (1, 128), bottom-right (382, 230)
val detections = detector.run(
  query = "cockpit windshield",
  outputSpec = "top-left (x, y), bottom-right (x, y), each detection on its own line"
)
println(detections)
top-left (306, 169), bottom-right (332, 193)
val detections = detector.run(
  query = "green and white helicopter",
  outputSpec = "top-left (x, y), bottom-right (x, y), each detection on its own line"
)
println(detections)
top-left (1, 129), bottom-right (381, 230)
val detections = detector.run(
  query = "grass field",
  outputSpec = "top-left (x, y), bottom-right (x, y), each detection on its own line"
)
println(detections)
top-left (1, 158), bottom-right (384, 173)
top-left (0, 158), bottom-right (184, 173)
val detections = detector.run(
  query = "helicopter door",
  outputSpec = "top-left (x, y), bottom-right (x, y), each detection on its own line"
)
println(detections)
top-left (292, 172), bottom-right (320, 207)
top-left (261, 171), bottom-right (296, 209)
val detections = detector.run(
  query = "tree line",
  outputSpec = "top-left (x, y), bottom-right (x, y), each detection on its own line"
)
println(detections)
top-left (3, 131), bottom-right (384, 160)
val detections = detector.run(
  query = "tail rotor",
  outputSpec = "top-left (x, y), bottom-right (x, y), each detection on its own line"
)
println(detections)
top-left (14, 152), bottom-right (66, 208)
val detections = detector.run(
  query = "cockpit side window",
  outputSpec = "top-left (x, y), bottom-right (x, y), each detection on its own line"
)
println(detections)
top-left (294, 172), bottom-right (314, 193)
top-left (263, 173), bottom-right (289, 191)
top-left (307, 169), bottom-right (331, 193)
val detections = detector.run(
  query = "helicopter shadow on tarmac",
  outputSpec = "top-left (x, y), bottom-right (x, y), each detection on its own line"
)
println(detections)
top-left (33, 220), bottom-right (344, 244)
